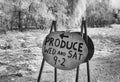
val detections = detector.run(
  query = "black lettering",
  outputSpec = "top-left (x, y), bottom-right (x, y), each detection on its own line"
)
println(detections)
top-left (44, 37), bottom-right (50, 45)
top-left (48, 48), bottom-right (52, 54)
top-left (44, 47), bottom-right (53, 54)
top-left (66, 41), bottom-right (73, 49)
top-left (49, 37), bottom-right (54, 46)
top-left (60, 40), bottom-right (66, 48)
top-left (44, 47), bottom-right (48, 53)
top-left (57, 51), bottom-right (66, 56)
top-left (72, 52), bottom-right (77, 60)
top-left (61, 52), bottom-right (66, 56)
top-left (61, 58), bottom-right (65, 66)
top-left (52, 49), bottom-right (56, 55)
top-left (57, 51), bottom-right (61, 55)
top-left (68, 50), bottom-right (72, 58)
top-left (73, 42), bottom-right (78, 50)
top-left (78, 43), bottom-right (83, 52)
top-left (63, 52), bottom-right (66, 56)
top-left (79, 53), bottom-right (83, 60)
top-left (54, 56), bottom-right (58, 65)
top-left (55, 39), bottom-right (60, 47)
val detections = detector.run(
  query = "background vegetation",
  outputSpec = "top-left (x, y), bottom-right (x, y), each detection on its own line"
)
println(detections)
top-left (0, 0), bottom-right (120, 32)
top-left (86, 0), bottom-right (120, 27)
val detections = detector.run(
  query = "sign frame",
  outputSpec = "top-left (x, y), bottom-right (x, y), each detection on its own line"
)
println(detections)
top-left (37, 17), bottom-right (93, 82)
top-left (42, 31), bottom-right (89, 70)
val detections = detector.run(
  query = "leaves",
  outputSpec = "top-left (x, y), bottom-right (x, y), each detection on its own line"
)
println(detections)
top-left (86, 0), bottom-right (115, 27)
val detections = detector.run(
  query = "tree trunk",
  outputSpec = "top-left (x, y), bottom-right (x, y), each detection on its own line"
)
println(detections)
top-left (10, 20), bottom-right (13, 31)
top-left (18, 11), bottom-right (22, 32)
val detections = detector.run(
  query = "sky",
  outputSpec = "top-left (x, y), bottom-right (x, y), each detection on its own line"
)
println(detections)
top-left (110, 0), bottom-right (120, 9)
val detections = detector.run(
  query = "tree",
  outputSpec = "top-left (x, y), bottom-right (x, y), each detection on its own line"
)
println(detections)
top-left (44, 0), bottom-right (68, 28)
top-left (86, 0), bottom-right (115, 27)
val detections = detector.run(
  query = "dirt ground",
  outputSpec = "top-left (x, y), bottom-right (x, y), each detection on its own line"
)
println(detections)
top-left (0, 24), bottom-right (120, 82)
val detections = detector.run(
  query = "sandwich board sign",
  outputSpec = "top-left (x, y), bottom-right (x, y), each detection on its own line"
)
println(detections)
top-left (42, 31), bottom-right (88, 70)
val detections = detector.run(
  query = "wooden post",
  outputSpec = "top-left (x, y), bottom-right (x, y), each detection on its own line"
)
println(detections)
top-left (51, 20), bottom-right (57, 82)
top-left (37, 20), bottom-right (57, 82)
top-left (75, 17), bottom-right (84, 82)
top-left (76, 17), bottom-right (90, 82)
top-left (84, 18), bottom-right (90, 82)
top-left (75, 66), bottom-right (80, 82)
top-left (37, 58), bottom-right (45, 82)
top-left (54, 68), bottom-right (57, 82)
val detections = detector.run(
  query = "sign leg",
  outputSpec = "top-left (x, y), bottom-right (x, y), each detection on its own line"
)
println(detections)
top-left (54, 68), bottom-right (57, 82)
top-left (37, 58), bottom-right (45, 82)
top-left (83, 18), bottom-right (90, 82)
top-left (87, 61), bottom-right (90, 82)
top-left (75, 66), bottom-right (80, 82)
top-left (75, 17), bottom-right (84, 82)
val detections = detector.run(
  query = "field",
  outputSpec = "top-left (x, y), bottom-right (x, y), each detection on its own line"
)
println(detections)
top-left (0, 24), bottom-right (120, 82)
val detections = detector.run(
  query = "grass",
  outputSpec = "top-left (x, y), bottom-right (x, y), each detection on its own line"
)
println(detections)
top-left (0, 25), bottom-right (120, 82)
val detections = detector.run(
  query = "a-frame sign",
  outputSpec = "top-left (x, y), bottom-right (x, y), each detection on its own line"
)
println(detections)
top-left (37, 17), bottom-right (94, 82)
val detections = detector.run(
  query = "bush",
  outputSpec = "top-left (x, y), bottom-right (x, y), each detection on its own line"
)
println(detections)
top-left (86, 1), bottom-right (115, 27)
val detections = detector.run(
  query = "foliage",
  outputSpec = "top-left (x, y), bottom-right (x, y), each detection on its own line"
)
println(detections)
top-left (0, 0), bottom-right (88, 31)
top-left (43, 0), bottom-right (68, 28)
top-left (86, 0), bottom-right (115, 27)
top-left (0, 0), bottom-right (119, 31)
top-left (0, 0), bottom-right (69, 31)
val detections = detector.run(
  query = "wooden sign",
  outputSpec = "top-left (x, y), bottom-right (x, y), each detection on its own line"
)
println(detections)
top-left (42, 31), bottom-right (88, 70)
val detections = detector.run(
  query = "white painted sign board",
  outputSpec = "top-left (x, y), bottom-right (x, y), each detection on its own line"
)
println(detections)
top-left (42, 31), bottom-right (88, 70)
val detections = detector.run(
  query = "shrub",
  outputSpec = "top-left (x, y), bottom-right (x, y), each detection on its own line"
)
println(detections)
top-left (86, 1), bottom-right (115, 27)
